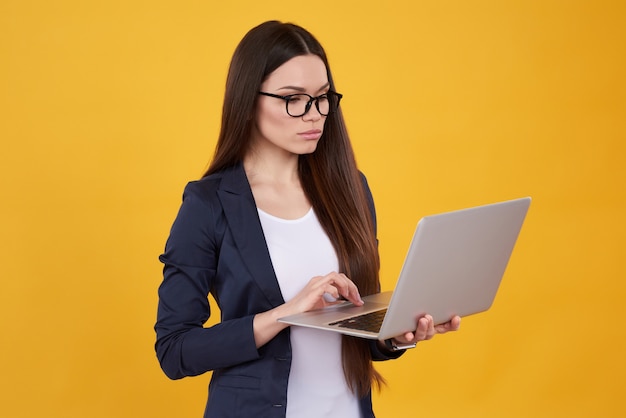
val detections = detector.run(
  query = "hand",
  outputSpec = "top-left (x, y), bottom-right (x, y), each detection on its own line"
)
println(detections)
top-left (254, 272), bottom-right (363, 349)
top-left (390, 314), bottom-right (461, 346)
top-left (283, 271), bottom-right (364, 315)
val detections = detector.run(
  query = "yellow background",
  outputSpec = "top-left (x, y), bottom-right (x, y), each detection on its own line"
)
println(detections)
top-left (1, 1), bottom-right (624, 417)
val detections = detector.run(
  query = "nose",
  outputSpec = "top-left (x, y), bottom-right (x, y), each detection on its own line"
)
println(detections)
top-left (302, 100), bottom-right (323, 121)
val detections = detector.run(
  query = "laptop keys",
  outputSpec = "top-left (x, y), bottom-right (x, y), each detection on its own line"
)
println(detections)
top-left (328, 309), bottom-right (387, 333)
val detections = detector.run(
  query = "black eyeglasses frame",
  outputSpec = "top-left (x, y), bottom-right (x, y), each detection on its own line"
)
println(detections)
top-left (257, 91), bottom-right (343, 117)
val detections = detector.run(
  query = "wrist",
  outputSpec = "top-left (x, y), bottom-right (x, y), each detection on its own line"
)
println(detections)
top-left (384, 338), bottom-right (417, 352)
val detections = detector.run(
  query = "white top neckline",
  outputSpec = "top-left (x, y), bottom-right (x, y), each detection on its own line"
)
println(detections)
top-left (257, 207), bottom-right (314, 223)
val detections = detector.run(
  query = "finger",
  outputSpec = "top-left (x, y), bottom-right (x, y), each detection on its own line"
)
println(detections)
top-left (425, 315), bottom-right (436, 340)
top-left (323, 283), bottom-right (341, 300)
top-left (414, 315), bottom-right (436, 341)
top-left (452, 315), bottom-right (461, 330)
top-left (324, 280), bottom-right (357, 303)
top-left (434, 315), bottom-right (461, 334)
top-left (343, 283), bottom-right (363, 305)
top-left (330, 273), bottom-right (363, 305)
top-left (414, 317), bottom-right (430, 340)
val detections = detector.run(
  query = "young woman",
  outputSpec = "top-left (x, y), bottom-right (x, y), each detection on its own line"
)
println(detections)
top-left (155, 20), bottom-right (460, 418)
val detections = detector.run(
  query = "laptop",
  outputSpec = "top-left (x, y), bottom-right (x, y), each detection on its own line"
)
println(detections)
top-left (278, 197), bottom-right (531, 341)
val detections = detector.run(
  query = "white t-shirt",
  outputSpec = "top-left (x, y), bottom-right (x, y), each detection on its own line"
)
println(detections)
top-left (258, 208), bottom-right (360, 418)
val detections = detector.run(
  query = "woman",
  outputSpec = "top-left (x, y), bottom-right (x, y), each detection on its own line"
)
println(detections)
top-left (155, 20), bottom-right (460, 417)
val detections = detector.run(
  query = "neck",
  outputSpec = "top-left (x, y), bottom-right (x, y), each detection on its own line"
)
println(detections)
top-left (243, 146), bottom-right (300, 187)
top-left (243, 145), bottom-right (310, 219)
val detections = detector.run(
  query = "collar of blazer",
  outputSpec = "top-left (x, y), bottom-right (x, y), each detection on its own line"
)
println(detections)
top-left (215, 163), bottom-right (286, 308)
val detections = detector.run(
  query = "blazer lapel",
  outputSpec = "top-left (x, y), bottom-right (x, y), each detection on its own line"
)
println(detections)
top-left (216, 164), bottom-right (285, 308)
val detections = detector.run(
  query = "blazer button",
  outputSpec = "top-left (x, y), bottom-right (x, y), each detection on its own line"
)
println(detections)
top-left (272, 404), bottom-right (283, 408)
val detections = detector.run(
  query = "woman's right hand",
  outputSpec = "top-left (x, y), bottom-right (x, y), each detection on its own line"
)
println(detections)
top-left (284, 271), bottom-right (364, 315)
top-left (252, 272), bottom-right (363, 348)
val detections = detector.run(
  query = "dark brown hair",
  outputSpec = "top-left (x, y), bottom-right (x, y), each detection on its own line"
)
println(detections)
top-left (205, 20), bottom-right (384, 397)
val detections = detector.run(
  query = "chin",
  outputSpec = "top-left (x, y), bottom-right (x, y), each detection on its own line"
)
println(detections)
top-left (299, 144), bottom-right (320, 155)
top-left (291, 141), bottom-right (320, 155)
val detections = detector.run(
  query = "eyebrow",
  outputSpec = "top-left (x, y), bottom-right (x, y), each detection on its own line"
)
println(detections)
top-left (276, 82), bottom-right (330, 94)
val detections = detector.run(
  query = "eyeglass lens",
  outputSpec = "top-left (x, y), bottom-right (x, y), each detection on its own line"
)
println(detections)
top-left (287, 93), bottom-right (338, 117)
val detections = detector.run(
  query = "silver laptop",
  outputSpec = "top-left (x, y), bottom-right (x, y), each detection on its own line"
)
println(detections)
top-left (278, 197), bottom-right (531, 340)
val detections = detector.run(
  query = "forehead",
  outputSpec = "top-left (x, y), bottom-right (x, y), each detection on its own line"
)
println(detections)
top-left (262, 54), bottom-right (328, 91)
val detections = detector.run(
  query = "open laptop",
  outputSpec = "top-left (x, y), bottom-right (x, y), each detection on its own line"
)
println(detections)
top-left (278, 197), bottom-right (531, 341)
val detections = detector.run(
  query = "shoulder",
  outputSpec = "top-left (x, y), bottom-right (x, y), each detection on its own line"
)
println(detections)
top-left (183, 163), bottom-right (250, 204)
top-left (357, 171), bottom-right (375, 204)
top-left (166, 169), bottom-right (242, 249)
top-left (354, 170), bottom-right (377, 232)
top-left (184, 173), bottom-right (224, 200)
top-left (358, 170), bottom-right (371, 190)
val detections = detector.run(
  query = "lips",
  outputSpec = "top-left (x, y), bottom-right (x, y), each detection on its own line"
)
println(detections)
top-left (298, 129), bottom-right (322, 140)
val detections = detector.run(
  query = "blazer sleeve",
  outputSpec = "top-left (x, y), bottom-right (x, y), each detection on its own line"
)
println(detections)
top-left (154, 182), bottom-right (261, 380)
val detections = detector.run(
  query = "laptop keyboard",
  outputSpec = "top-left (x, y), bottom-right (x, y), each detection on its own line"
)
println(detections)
top-left (328, 309), bottom-right (387, 333)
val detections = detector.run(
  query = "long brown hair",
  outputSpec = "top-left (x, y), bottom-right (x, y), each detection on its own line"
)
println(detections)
top-left (205, 21), bottom-right (384, 397)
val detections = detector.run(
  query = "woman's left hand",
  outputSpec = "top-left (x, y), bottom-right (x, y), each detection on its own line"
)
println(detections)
top-left (391, 314), bottom-right (461, 346)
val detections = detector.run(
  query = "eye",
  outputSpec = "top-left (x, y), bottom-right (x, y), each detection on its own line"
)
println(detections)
top-left (317, 94), bottom-right (329, 103)
top-left (287, 95), bottom-right (306, 103)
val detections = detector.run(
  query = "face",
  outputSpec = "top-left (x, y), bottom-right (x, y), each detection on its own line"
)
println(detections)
top-left (251, 54), bottom-right (330, 157)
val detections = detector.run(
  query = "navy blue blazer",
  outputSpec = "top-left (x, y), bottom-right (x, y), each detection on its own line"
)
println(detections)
top-left (155, 163), bottom-right (402, 417)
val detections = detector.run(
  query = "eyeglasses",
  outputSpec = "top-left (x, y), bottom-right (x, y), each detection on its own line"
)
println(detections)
top-left (258, 91), bottom-right (343, 117)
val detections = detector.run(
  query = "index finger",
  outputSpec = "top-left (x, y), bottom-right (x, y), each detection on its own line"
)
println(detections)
top-left (331, 273), bottom-right (363, 306)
